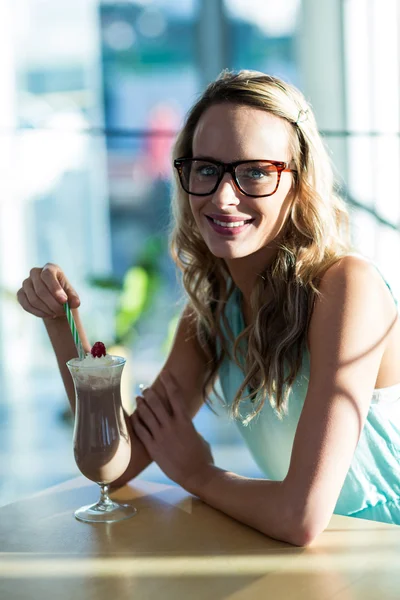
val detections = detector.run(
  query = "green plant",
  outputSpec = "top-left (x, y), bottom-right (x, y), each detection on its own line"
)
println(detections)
top-left (87, 236), bottom-right (164, 347)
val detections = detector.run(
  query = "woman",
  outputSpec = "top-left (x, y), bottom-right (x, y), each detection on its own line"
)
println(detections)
top-left (17, 70), bottom-right (400, 546)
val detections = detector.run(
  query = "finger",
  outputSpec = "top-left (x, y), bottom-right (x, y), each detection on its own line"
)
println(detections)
top-left (22, 279), bottom-right (56, 317)
top-left (160, 371), bottom-right (187, 419)
top-left (17, 288), bottom-right (54, 319)
top-left (136, 396), bottom-right (162, 435)
top-left (141, 388), bottom-right (171, 425)
top-left (33, 265), bottom-right (68, 305)
top-left (41, 264), bottom-right (80, 309)
top-left (30, 270), bottom-right (66, 316)
top-left (144, 381), bottom-right (174, 416)
top-left (132, 403), bottom-right (155, 437)
top-left (132, 415), bottom-right (154, 451)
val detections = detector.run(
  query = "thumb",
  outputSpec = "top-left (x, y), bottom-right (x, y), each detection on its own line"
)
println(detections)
top-left (41, 264), bottom-right (81, 308)
top-left (64, 285), bottom-right (80, 309)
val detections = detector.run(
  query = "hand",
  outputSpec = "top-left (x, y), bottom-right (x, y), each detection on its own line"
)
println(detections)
top-left (17, 263), bottom-right (80, 320)
top-left (131, 371), bottom-right (215, 494)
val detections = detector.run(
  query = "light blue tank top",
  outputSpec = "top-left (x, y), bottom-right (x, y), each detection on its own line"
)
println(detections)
top-left (218, 268), bottom-right (400, 525)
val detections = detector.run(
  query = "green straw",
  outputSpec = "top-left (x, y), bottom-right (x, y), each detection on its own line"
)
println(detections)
top-left (63, 302), bottom-right (86, 360)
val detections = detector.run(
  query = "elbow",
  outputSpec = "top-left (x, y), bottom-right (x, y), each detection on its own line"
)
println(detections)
top-left (274, 481), bottom-right (331, 546)
top-left (277, 500), bottom-right (327, 547)
top-left (288, 509), bottom-right (330, 546)
top-left (285, 523), bottom-right (320, 547)
top-left (259, 519), bottom-right (319, 547)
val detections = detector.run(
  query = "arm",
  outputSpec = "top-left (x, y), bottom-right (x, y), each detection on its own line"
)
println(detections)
top-left (110, 302), bottom-right (208, 487)
top-left (17, 264), bottom-right (91, 414)
top-left (17, 265), bottom-right (207, 488)
top-left (46, 301), bottom-right (207, 488)
top-left (181, 256), bottom-right (397, 545)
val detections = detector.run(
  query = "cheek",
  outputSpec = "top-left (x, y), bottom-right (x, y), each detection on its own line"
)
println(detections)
top-left (255, 189), bottom-right (294, 229)
top-left (189, 199), bottom-right (203, 225)
top-left (270, 191), bottom-right (296, 231)
top-left (270, 179), bottom-right (295, 212)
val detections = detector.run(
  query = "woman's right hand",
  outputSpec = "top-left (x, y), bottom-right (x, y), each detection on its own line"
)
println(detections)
top-left (17, 263), bottom-right (81, 319)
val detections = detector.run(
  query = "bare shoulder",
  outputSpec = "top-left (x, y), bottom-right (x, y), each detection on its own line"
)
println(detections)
top-left (315, 254), bottom-right (396, 322)
top-left (318, 253), bottom-right (388, 295)
top-left (308, 253), bottom-right (397, 372)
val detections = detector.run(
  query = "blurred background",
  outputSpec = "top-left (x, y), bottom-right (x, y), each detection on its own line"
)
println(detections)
top-left (1, 0), bottom-right (399, 507)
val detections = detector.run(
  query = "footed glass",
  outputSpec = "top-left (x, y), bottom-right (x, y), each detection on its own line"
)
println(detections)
top-left (67, 356), bottom-right (137, 523)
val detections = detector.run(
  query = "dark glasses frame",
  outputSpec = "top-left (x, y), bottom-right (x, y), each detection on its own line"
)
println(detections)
top-left (173, 157), bottom-right (296, 198)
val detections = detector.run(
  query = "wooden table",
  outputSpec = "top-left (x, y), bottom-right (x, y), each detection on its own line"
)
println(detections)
top-left (1, 477), bottom-right (399, 599)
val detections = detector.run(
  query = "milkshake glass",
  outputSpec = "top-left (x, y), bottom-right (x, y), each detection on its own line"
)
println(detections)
top-left (67, 355), bottom-right (137, 523)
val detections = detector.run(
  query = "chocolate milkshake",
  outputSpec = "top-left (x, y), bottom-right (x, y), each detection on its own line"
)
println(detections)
top-left (67, 346), bottom-right (137, 523)
top-left (68, 355), bottom-right (131, 485)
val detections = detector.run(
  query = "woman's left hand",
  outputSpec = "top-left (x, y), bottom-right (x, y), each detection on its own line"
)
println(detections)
top-left (131, 371), bottom-right (215, 494)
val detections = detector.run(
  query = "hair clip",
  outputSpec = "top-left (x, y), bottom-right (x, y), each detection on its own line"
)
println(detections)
top-left (295, 109), bottom-right (309, 125)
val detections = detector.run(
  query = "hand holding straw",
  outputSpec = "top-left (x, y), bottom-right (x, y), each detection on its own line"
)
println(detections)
top-left (63, 302), bottom-right (86, 360)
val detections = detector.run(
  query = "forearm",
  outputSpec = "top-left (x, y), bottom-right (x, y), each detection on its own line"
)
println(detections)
top-left (190, 466), bottom-right (301, 546)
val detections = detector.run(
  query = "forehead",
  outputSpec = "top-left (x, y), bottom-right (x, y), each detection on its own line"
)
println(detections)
top-left (192, 103), bottom-right (291, 162)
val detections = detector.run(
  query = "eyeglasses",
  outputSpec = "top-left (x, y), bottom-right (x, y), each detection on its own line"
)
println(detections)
top-left (173, 157), bottom-right (296, 198)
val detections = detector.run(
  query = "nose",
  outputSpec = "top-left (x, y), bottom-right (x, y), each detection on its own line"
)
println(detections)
top-left (211, 173), bottom-right (241, 207)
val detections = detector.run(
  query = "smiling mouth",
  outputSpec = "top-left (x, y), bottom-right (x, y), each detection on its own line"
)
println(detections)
top-left (206, 216), bottom-right (255, 228)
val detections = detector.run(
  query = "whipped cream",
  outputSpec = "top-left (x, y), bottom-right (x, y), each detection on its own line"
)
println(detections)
top-left (68, 354), bottom-right (125, 388)
top-left (79, 353), bottom-right (115, 368)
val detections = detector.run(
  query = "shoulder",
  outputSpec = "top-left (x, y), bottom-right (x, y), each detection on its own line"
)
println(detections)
top-left (316, 253), bottom-right (394, 312)
top-left (308, 253), bottom-right (396, 358)
top-left (318, 253), bottom-right (381, 293)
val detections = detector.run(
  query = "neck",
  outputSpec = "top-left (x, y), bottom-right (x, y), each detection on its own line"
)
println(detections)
top-left (225, 244), bottom-right (278, 305)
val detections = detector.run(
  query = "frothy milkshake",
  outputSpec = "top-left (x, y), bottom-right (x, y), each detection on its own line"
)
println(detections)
top-left (68, 355), bottom-right (131, 485)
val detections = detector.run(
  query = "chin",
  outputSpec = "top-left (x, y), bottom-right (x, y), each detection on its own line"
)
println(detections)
top-left (206, 243), bottom-right (255, 260)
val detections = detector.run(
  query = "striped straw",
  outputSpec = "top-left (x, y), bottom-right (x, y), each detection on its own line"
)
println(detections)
top-left (63, 303), bottom-right (86, 360)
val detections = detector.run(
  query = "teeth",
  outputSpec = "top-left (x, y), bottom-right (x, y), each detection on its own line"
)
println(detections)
top-left (212, 218), bottom-right (249, 228)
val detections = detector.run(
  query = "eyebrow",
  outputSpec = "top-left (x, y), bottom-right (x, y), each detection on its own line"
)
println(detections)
top-left (191, 155), bottom-right (262, 162)
top-left (191, 154), bottom-right (229, 161)
top-left (190, 155), bottom-right (290, 163)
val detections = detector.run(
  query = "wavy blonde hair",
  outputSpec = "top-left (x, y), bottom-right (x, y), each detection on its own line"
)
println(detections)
top-left (169, 70), bottom-right (352, 422)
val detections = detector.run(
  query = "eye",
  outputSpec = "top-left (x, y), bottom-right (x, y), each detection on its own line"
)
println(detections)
top-left (241, 167), bottom-right (269, 180)
top-left (195, 164), bottom-right (219, 177)
top-left (247, 168), bottom-right (266, 179)
top-left (238, 163), bottom-right (276, 181)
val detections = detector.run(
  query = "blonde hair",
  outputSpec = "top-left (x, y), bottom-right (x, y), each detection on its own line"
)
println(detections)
top-left (170, 70), bottom-right (352, 422)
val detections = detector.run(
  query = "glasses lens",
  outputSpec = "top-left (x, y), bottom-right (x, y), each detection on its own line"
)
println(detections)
top-left (235, 161), bottom-right (278, 196)
top-left (180, 160), bottom-right (220, 195)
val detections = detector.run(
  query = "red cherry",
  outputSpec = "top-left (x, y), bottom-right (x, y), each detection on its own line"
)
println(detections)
top-left (91, 342), bottom-right (106, 358)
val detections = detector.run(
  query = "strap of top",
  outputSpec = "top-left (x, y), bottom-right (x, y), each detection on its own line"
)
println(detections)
top-left (371, 262), bottom-right (399, 309)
